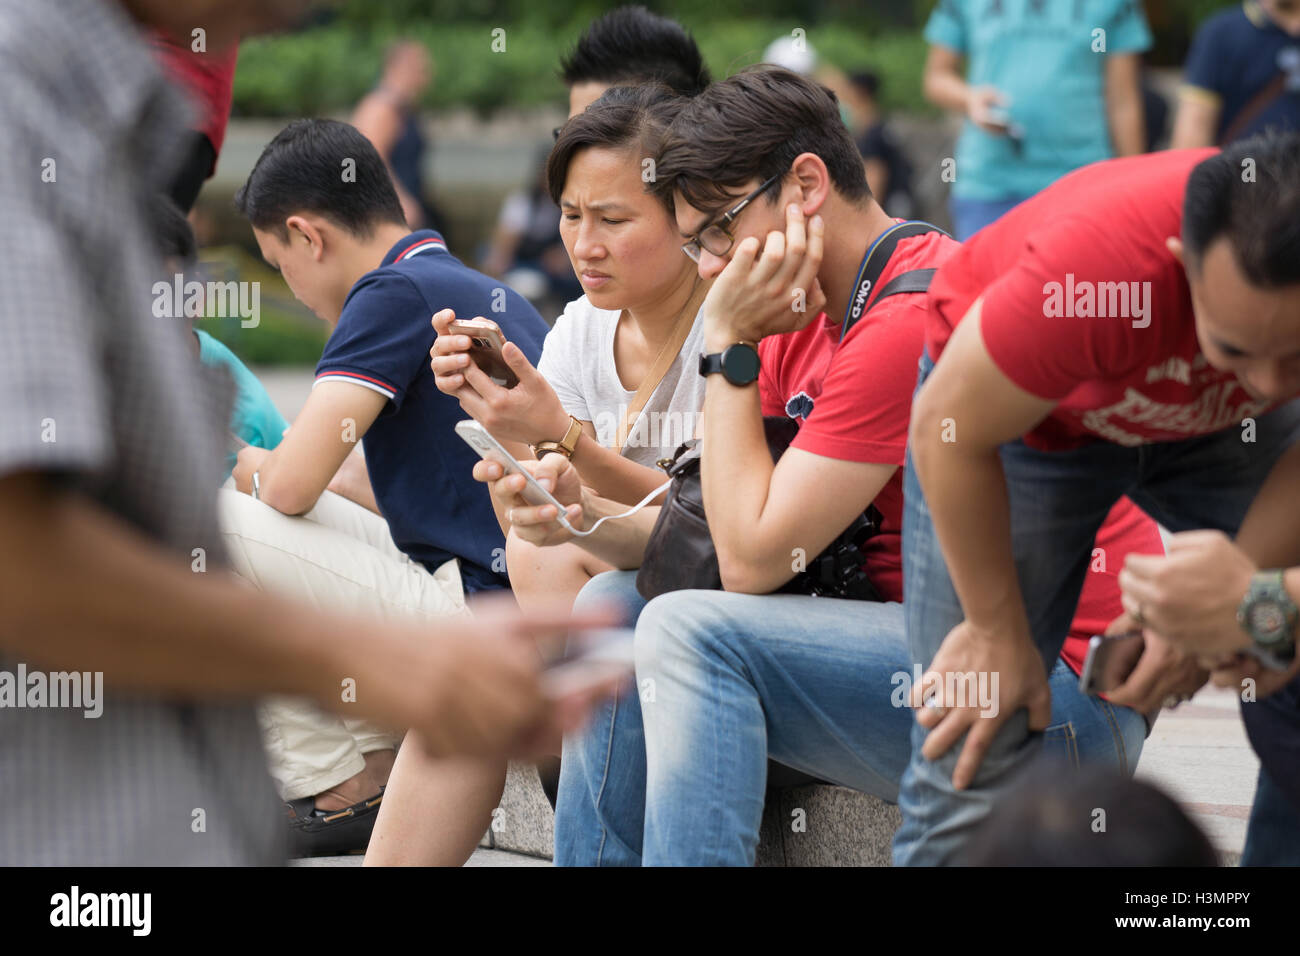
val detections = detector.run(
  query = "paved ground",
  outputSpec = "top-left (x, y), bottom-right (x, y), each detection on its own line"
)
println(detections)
top-left (259, 368), bottom-right (1259, 866)
top-left (291, 848), bottom-right (548, 867)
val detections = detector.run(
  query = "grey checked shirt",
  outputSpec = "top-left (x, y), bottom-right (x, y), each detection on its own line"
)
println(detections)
top-left (0, 0), bottom-right (283, 864)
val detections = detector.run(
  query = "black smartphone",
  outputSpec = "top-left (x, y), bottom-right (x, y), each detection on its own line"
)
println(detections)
top-left (1079, 630), bottom-right (1145, 696)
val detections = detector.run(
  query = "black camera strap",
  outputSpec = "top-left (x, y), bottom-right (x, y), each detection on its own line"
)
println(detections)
top-left (841, 220), bottom-right (949, 343)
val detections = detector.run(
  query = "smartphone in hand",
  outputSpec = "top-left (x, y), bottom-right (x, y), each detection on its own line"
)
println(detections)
top-left (454, 419), bottom-right (568, 513)
top-left (448, 317), bottom-right (518, 388)
top-left (540, 628), bottom-right (635, 699)
top-left (1079, 631), bottom-right (1145, 696)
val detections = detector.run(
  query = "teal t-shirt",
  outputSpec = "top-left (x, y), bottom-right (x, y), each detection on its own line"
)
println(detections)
top-left (925, 0), bottom-right (1152, 201)
top-left (195, 329), bottom-right (288, 475)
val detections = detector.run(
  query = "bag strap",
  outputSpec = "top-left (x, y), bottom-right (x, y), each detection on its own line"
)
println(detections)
top-left (615, 301), bottom-right (698, 453)
top-left (841, 221), bottom-right (948, 343)
top-left (1218, 71), bottom-right (1288, 148)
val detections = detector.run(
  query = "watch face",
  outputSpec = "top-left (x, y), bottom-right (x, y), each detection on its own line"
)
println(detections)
top-left (722, 344), bottom-right (760, 384)
top-left (1248, 600), bottom-right (1287, 643)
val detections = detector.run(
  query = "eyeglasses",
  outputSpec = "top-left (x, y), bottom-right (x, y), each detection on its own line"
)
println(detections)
top-left (681, 173), bottom-right (782, 264)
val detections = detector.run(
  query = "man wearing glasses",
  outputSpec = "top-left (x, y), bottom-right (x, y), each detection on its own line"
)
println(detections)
top-left (482, 67), bottom-right (1156, 865)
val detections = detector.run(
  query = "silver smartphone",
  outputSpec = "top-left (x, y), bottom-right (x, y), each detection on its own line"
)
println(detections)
top-left (1079, 631), bottom-right (1145, 696)
top-left (454, 419), bottom-right (568, 513)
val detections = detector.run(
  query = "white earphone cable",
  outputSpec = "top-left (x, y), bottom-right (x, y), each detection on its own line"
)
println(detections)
top-left (558, 478), bottom-right (672, 537)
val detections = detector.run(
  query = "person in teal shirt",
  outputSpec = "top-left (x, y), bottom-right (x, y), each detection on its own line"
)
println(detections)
top-left (193, 328), bottom-right (288, 476)
top-left (149, 193), bottom-right (289, 478)
top-left (922, 0), bottom-right (1152, 239)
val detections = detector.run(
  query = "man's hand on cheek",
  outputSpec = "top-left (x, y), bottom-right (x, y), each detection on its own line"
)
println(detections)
top-left (702, 204), bottom-right (825, 350)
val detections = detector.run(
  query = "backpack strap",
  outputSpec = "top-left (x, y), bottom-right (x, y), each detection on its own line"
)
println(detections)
top-left (869, 267), bottom-right (938, 306)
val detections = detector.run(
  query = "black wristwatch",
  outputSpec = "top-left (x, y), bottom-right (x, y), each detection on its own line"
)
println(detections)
top-left (1237, 570), bottom-right (1298, 671)
top-left (699, 341), bottom-right (760, 387)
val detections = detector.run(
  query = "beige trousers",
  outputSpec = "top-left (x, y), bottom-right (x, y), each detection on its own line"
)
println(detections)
top-left (218, 488), bottom-right (467, 800)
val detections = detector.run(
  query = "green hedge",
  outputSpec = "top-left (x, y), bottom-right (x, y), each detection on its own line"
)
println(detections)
top-left (232, 1), bottom-right (1238, 118)
top-left (233, 19), bottom-right (932, 118)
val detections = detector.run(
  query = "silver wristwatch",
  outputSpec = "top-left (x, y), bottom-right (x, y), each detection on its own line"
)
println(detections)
top-left (1237, 570), bottom-right (1298, 671)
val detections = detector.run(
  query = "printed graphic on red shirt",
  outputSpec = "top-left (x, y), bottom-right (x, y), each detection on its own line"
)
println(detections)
top-left (925, 148), bottom-right (1285, 451)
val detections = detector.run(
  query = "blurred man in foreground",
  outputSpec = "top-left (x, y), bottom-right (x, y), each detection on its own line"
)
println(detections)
top-left (0, 0), bottom-right (612, 865)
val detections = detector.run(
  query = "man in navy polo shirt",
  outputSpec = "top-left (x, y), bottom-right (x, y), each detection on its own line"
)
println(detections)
top-left (222, 118), bottom-right (548, 854)
top-left (1172, 0), bottom-right (1300, 148)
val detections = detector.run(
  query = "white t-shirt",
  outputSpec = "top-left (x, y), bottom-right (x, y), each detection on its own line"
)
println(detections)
top-left (537, 295), bottom-right (707, 469)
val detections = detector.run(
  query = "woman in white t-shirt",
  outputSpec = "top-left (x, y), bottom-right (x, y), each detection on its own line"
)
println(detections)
top-left (367, 84), bottom-right (710, 866)
top-left (431, 83), bottom-right (709, 611)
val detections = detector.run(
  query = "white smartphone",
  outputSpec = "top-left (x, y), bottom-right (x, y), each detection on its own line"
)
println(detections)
top-left (540, 628), bottom-right (636, 699)
top-left (454, 419), bottom-right (568, 513)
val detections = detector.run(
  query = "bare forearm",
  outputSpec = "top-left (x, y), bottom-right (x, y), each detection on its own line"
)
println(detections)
top-left (1107, 92), bottom-right (1145, 156)
top-left (1236, 442), bottom-right (1300, 568)
top-left (923, 64), bottom-right (970, 114)
top-left (0, 485), bottom-right (368, 707)
top-left (327, 449), bottom-right (380, 515)
top-left (912, 433), bottom-right (1026, 630)
top-left (571, 493), bottom-right (657, 569)
top-left (252, 447), bottom-right (327, 516)
top-left (700, 377), bottom-right (781, 577)
top-left (570, 435), bottom-right (671, 505)
top-left (1105, 55), bottom-right (1145, 156)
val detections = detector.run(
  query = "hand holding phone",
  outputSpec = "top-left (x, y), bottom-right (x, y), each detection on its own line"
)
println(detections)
top-left (457, 420), bottom-right (669, 544)
top-left (447, 316), bottom-right (518, 388)
top-left (540, 628), bottom-right (636, 699)
top-left (1079, 631), bottom-right (1145, 696)
top-left (455, 419), bottom-right (570, 514)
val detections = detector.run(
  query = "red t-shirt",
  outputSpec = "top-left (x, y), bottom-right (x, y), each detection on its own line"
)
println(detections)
top-left (758, 227), bottom-right (1166, 662)
top-left (759, 229), bottom-right (960, 602)
top-left (925, 148), bottom-right (1285, 451)
top-left (1063, 497), bottom-right (1165, 674)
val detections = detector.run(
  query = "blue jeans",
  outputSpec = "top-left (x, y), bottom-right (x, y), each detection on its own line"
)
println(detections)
top-left (555, 570), bottom-right (1145, 866)
top-left (948, 195), bottom-right (1029, 241)
top-left (1240, 670), bottom-right (1300, 865)
top-left (1241, 766), bottom-right (1300, 866)
top-left (896, 351), bottom-right (1300, 865)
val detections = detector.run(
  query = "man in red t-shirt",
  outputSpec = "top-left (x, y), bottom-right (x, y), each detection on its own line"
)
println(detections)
top-left (900, 133), bottom-right (1300, 865)
top-left (486, 69), bottom-right (1169, 866)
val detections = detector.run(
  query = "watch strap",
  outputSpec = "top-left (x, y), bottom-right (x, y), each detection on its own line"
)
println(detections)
top-left (534, 416), bottom-right (583, 460)
top-left (698, 352), bottom-right (724, 377)
top-left (698, 341), bottom-right (759, 386)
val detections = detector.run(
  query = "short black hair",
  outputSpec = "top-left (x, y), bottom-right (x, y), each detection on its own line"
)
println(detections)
top-left (234, 119), bottom-right (406, 240)
top-left (547, 84), bottom-right (683, 210)
top-left (560, 6), bottom-right (710, 97)
top-left (1183, 130), bottom-right (1300, 287)
top-left (149, 193), bottom-right (197, 266)
top-left (651, 66), bottom-right (869, 217)
top-left (960, 766), bottom-right (1219, 867)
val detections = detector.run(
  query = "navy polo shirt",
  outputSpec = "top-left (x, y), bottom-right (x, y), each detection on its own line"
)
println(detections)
top-left (315, 230), bottom-right (549, 592)
top-left (1183, 1), bottom-right (1300, 144)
